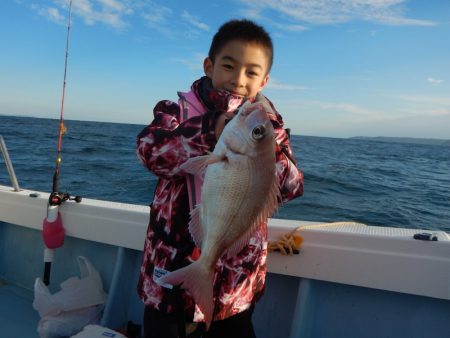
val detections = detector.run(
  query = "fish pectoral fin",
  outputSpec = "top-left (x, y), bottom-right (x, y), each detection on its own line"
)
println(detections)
top-left (180, 154), bottom-right (225, 174)
top-left (189, 206), bottom-right (203, 247)
top-left (204, 153), bottom-right (226, 164)
top-left (226, 178), bottom-right (280, 258)
top-left (226, 225), bottom-right (255, 258)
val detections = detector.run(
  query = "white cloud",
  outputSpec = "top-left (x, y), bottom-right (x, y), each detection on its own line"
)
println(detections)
top-left (397, 95), bottom-right (450, 118)
top-left (266, 79), bottom-right (307, 91)
top-left (29, 1), bottom-right (208, 37)
top-left (277, 95), bottom-right (450, 138)
top-left (318, 102), bottom-right (370, 114)
top-left (31, 0), bottom-right (134, 29)
top-left (423, 108), bottom-right (450, 117)
top-left (169, 53), bottom-right (205, 72)
top-left (314, 100), bottom-right (385, 119)
top-left (26, 0), bottom-right (438, 33)
top-left (31, 4), bottom-right (65, 24)
top-left (141, 3), bottom-right (172, 25)
top-left (97, 0), bottom-right (127, 12)
top-left (140, 4), bottom-right (176, 38)
top-left (284, 95), bottom-right (450, 121)
top-left (295, 95), bottom-right (450, 127)
top-left (181, 11), bottom-right (209, 31)
top-left (71, 0), bottom-right (133, 28)
top-left (281, 99), bottom-right (387, 121)
top-left (426, 77), bottom-right (443, 86)
top-left (273, 23), bottom-right (308, 32)
top-left (239, 0), bottom-right (437, 27)
top-left (400, 95), bottom-right (450, 106)
top-left (239, 7), bottom-right (264, 21)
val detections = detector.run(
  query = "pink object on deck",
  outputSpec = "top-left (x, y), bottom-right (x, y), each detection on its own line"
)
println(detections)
top-left (43, 212), bottom-right (65, 249)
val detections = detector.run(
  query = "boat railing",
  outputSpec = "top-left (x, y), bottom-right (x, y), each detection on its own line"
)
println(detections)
top-left (0, 135), bottom-right (20, 191)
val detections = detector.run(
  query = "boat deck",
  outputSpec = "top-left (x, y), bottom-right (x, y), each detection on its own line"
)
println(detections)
top-left (2, 272), bottom-right (450, 338)
top-left (0, 283), bottom-right (40, 337)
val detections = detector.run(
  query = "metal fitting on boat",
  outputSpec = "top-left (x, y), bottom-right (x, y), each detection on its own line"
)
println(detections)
top-left (413, 232), bottom-right (438, 241)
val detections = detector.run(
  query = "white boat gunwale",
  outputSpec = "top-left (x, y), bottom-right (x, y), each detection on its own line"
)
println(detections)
top-left (1, 184), bottom-right (449, 302)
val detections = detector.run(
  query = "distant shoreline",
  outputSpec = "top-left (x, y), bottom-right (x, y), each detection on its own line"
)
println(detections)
top-left (351, 136), bottom-right (450, 146)
top-left (1, 114), bottom-right (449, 145)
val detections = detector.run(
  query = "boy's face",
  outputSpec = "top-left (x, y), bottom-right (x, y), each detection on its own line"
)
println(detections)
top-left (204, 40), bottom-right (270, 99)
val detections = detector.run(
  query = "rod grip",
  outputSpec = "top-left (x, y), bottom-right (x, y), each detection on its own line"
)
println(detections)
top-left (43, 261), bottom-right (52, 286)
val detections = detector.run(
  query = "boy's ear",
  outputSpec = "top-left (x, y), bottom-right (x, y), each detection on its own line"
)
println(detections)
top-left (259, 74), bottom-right (270, 91)
top-left (203, 57), bottom-right (213, 78)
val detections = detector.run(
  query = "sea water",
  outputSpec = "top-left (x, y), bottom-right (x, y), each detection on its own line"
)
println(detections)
top-left (1, 115), bottom-right (449, 231)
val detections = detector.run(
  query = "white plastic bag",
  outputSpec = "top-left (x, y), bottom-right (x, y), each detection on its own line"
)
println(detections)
top-left (70, 325), bottom-right (126, 338)
top-left (37, 306), bottom-right (104, 338)
top-left (33, 256), bottom-right (107, 338)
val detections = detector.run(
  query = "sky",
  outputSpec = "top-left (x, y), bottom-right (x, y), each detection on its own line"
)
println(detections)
top-left (1, 0), bottom-right (449, 138)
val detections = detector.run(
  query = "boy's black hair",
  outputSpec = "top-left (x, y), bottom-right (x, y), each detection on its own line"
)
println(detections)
top-left (208, 19), bottom-right (274, 73)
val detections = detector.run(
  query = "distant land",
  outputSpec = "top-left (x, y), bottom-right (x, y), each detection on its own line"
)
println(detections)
top-left (351, 136), bottom-right (450, 146)
top-left (1, 115), bottom-right (449, 145)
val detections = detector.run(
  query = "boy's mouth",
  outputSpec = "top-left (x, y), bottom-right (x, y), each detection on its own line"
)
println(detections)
top-left (227, 90), bottom-right (245, 98)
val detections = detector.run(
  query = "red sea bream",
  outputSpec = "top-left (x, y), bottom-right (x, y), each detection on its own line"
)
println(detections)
top-left (158, 101), bottom-right (280, 327)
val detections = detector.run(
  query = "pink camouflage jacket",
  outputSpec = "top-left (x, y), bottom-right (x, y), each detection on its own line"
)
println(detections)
top-left (136, 76), bottom-right (304, 322)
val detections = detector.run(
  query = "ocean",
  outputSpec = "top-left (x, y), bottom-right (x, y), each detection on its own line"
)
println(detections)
top-left (1, 115), bottom-right (449, 232)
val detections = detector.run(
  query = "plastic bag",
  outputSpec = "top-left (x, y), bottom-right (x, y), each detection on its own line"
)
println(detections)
top-left (37, 306), bottom-right (104, 338)
top-left (33, 256), bottom-right (107, 338)
top-left (70, 325), bottom-right (127, 338)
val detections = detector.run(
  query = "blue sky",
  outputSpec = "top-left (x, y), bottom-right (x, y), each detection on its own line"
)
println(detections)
top-left (1, 0), bottom-right (449, 138)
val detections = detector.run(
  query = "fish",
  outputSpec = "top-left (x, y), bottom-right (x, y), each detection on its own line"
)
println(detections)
top-left (158, 100), bottom-right (280, 328)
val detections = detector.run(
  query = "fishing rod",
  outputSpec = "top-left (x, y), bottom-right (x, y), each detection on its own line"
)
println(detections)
top-left (42, 0), bottom-right (81, 286)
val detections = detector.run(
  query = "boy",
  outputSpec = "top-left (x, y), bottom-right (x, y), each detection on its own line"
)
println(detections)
top-left (137, 19), bottom-right (303, 338)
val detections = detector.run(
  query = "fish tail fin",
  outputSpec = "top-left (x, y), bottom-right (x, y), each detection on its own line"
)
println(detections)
top-left (158, 261), bottom-right (215, 329)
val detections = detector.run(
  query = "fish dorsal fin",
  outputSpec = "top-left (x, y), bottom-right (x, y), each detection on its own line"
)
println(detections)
top-left (189, 205), bottom-right (203, 248)
top-left (181, 153), bottom-right (225, 175)
top-left (226, 175), bottom-right (280, 258)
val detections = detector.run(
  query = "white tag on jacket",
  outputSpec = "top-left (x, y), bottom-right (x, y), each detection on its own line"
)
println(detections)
top-left (153, 266), bottom-right (173, 289)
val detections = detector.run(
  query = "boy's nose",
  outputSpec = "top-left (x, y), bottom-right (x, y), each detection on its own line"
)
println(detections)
top-left (232, 70), bottom-right (246, 87)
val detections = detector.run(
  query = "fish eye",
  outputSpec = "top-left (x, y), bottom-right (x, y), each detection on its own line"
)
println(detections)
top-left (252, 125), bottom-right (266, 140)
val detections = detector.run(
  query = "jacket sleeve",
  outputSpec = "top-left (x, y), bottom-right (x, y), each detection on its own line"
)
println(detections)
top-left (136, 100), bottom-right (216, 180)
top-left (267, 100), bottom-right (304, 203)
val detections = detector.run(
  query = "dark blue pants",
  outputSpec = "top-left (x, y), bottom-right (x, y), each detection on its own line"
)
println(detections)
top-left (143, 304), bottom-right (256, 338)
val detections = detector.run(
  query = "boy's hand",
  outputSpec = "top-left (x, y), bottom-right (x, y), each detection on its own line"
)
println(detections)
top-left (215, 93), bottom-right (274, 139)
top-left (215, 111), bottom-right (235, 139)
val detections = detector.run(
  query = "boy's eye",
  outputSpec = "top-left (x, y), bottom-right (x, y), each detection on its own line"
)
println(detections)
top-left (223, 64), bottom-right (233, 70)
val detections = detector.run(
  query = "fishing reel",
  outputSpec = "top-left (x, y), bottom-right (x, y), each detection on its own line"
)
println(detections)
top-left (49, 191), bottom-right (82, 206)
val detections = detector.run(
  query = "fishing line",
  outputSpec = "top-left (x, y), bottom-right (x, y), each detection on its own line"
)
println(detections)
top-left (48, 0), bottom-right (80, 205)
top-left (43, 0), bottom-right (81, 286)
top-left (52, 0), bottom-right (72, 195)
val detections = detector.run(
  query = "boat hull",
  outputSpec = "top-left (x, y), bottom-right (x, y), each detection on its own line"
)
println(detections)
top-left (1, 185), bottom-right (449, 338)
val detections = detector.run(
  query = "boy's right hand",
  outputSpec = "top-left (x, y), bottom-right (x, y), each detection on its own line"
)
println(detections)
top-left (215, 111), bottom-right (236, 139)
top-left (215, 93), bottom-right (275, 139)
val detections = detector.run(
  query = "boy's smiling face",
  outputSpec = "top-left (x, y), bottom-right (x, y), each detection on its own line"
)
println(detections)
top-left (204, 40), bottom-right (270, 99)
